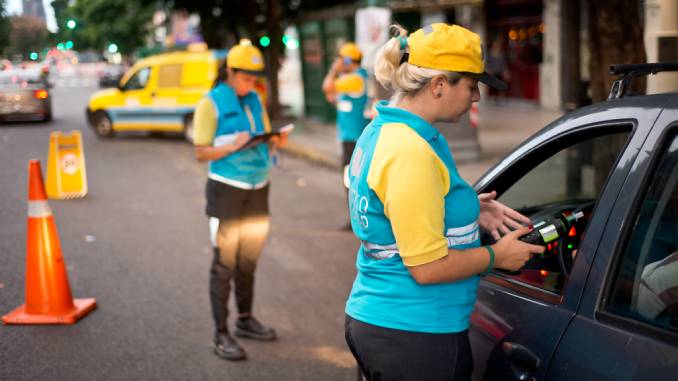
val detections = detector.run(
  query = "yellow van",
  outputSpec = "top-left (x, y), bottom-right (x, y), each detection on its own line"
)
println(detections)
top-left (87, 48), bottom-right (256, 142)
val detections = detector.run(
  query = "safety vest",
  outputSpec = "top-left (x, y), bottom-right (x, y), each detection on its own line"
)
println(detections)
top-left (207, 82), bottom-right (270, 189)
top-left (345, 101), bottom-right (481, 333)
top-left (336, 67), bottom-right (370, 142)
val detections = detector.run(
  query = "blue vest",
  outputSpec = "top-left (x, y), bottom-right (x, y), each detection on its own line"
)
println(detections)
top-left (345, 102), bottom-right (481, 333)
top-left (336, 67), bottom-right (370, 142)
top-left (208, 83), bottom-right (270, 189)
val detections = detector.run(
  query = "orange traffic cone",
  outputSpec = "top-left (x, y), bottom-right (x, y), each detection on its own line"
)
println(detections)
top-left (2, 159), bottom-right (96, 324)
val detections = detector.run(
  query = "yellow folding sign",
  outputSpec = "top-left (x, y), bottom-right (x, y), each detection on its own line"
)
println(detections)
top-left (46, 130), bottom-right (88, 199)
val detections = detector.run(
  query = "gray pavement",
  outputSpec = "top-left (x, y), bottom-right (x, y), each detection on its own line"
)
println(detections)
top-left (283, 100), bottom-right (563, 184)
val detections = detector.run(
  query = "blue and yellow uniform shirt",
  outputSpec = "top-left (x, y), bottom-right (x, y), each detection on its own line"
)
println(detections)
top-left (345, 101), bottom-right (481, 333)
top-left (335, 67), bottom-right (370, 142)
top-left (193, 82), bottom-right (272, 189)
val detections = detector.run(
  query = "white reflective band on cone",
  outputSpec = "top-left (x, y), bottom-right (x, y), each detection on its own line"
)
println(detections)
top-left (28, 200), bottom-right (53, 218)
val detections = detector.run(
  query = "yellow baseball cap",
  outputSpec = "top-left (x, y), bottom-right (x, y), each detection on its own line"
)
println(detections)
top-left (407, 23), bottom-right (507, 90)
top-left (227, 39), bottom-right (265, 75)
top-left (339, 42), bottom-right (362, 62)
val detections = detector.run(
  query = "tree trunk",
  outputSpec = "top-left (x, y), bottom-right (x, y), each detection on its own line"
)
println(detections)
top-left (588, 0), bottom-right (647, 190)
top-left (265, 0), bottom-right (283, 120)
top-left (587, 0), bottom-right (647, 102)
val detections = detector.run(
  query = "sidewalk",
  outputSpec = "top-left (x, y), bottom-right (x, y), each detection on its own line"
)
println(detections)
top-left (281, 100), bottom-right (563, 184)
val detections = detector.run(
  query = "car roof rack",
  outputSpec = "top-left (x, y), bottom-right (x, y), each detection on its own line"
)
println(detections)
top-left (607, 62), bottom-right (678, 100)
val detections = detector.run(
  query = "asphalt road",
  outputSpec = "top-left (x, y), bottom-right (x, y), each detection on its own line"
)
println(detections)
top-left (0, 82), bottom-right (360, 380)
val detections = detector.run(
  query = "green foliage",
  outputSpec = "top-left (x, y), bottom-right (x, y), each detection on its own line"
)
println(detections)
top-left (51, 0), bottom-right (156, 54)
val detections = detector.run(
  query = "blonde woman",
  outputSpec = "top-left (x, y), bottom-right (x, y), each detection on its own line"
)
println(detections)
top-left (344, 24), bottom-right (544, 380)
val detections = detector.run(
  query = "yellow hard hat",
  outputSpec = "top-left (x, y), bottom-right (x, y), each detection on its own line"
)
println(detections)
top-left (227, 39), bottom-right (265, 75)
top-left (339, 42), bottom-right (362, 62)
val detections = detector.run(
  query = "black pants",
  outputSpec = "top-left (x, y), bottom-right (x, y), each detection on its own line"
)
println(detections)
top-left (206, 180), bottom-right (270, 334)
top-left (342, 141), bottom-right (357, 167)
top-left (342, 141), bottom-right (357, 204)
top-left (345, 315), bottom-right (473, 381)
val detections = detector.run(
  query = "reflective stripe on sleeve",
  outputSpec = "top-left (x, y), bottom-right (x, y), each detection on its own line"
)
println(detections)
top-left (446, 221), bottom-right (480, 247)
top-left (362, 241), bottom-right (399, 260)
top-left (28, 200), bottom-right (52, 218)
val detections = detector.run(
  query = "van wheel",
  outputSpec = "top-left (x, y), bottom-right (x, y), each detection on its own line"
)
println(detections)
top-left (183, 114), bottom-right (194, 143)
top-left (94, 111), bottom-right (114, 138)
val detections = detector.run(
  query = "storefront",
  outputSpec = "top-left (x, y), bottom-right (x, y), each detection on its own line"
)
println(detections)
top-left (485, 0), bottom-right (544, 101)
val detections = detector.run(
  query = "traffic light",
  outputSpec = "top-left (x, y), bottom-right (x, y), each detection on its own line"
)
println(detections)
top-left (29, 52), bottom-right (38, 60)
top-left (65, 41), bottom-right (74, 50)
top-left (259, 36), bottom-right (270, 47)
top-left (66, 19), bottom-right (77, 29)
top-left (108, 43), bottom-right (118, 53)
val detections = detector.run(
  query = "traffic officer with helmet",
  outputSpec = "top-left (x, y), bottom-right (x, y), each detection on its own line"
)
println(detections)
top-left (193, 39), bottom-right (277, 361)
top-left (322, 42), bottom-right (371, 220)
top-left (344, 24), bottom-right (544, 379)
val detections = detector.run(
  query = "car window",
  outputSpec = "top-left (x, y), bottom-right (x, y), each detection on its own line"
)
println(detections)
top-left (122, 67), bottom-right (151, 91)
top-left (493, 129), bottom-right (630, 294)
top-left (158, 64), bottom-right (182, 88)
top-left (607, 132), bottom-right (678, 332)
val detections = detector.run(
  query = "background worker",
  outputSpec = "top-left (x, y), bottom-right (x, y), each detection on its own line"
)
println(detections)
top-left (344, 24), bottom-right (545, 380)
top-left (322, 42), bottom-right (370, 215)
top-left (193, 39), bottom-right (277, 362)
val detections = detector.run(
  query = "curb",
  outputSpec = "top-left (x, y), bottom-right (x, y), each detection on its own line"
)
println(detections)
top-left (280, 141), bottom-right (341, 170)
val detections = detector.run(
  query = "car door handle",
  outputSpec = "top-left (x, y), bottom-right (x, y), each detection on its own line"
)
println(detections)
top-left (503, 341), bottom-right (540, 381)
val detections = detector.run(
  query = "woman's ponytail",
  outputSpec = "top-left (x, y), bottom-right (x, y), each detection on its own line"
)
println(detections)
top-left (374, 24), bottom-right (408, 90)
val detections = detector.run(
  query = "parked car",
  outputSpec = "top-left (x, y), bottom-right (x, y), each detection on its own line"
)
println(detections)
top-left (469, 63), bottom-right (678, 380)
top-left (98, 64), bottom-right (126, 88)
top-left (0, 68), bottom-right (52, 122)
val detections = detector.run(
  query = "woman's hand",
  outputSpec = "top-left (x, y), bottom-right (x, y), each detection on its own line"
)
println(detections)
top-left (491, 226), bottom-right (545, 271)
top-left (268, 134), bottom-right (288, 149)
top-left (478, 191), bottom-right (531, 240)
top-left (231, 132), bottom-right (251, 152)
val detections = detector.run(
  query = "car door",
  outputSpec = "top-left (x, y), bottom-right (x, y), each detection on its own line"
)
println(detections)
top-left (469, 97), bottom-right (667, 381)
top-left (111, 65), bottom-right (154, 130)
top-left (545, 97), bottom-right (678, 380)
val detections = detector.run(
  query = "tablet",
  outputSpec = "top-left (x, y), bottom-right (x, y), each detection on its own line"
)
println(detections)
top-left (236, 123), bottom-right (295, 151)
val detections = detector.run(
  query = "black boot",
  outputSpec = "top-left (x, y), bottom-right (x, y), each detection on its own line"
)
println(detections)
top-left (213, 333), bottom-right (246, 361)
top-left (235, 316), bottom-right (277, 341)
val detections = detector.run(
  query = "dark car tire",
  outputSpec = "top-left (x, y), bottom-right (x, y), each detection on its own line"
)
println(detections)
top-left (183, 113), bottom-right (194, 143)
top-left (93, 111), bottom-right (114, 138)
top-left (43, 111), bottom-right (52, 122)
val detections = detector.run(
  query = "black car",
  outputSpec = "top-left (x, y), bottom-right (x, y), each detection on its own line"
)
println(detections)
top-left (470, 63), bottom-right (678, 380)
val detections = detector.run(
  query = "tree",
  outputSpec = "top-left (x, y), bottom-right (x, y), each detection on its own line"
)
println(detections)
top-left (587, 0), bottom-right (647, 102)
top-left (5, 15), bottom-right (50, 59)
top-left (587, 0), bottom-right (647, 189)
top-left (51, 0), bottom-right (156, 55)
top-left (0, 0), bottom-right (10, 55)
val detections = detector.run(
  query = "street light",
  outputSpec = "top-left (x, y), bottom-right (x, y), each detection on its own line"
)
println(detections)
top-left (66, 19), bottom-right (77, 29)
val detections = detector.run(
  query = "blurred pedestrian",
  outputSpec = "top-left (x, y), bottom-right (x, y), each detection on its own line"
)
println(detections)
top-left (343, 24), bottom-right (544, 380)
top-left (193, 39), bottom-right (277, 362)
top-left (322, 42), bottom-right (370, 224)
top-left (486, 36), bottom-right (511, 102)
